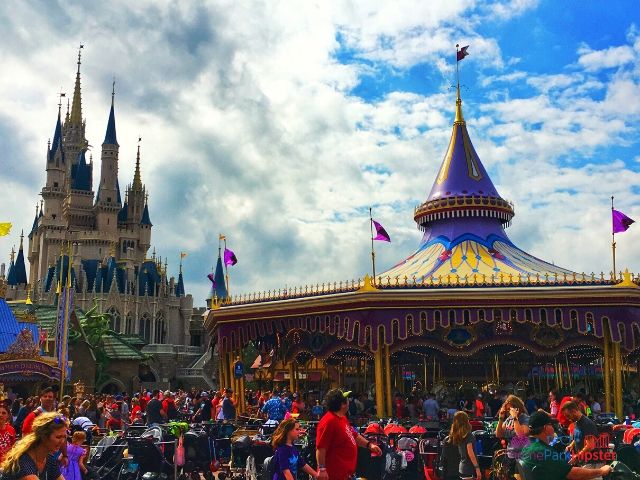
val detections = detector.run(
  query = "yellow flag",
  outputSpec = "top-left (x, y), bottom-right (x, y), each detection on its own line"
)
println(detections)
top-left (180, 252), bottom-right (188, 258)
top-left (0, 223), bottom-right (12, 237)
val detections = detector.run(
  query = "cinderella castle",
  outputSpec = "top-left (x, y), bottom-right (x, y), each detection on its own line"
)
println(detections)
top-left (2, 48), bottom-right (214, 392)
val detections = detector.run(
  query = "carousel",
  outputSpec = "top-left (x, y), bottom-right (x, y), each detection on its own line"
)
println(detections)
top-left (0, 281), bottom-right (63, 395)
top-left (205, 83), bottom-right (640, 419)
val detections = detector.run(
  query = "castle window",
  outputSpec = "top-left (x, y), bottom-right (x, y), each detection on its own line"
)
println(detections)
top-left (107, 307), bottom-right (121, 333)
top-left (155, 311), bottom-right (166, 344)
top-left (139, 313), bottom-right (151, 343)
top-left (54, 182), bottom-right (58, 187)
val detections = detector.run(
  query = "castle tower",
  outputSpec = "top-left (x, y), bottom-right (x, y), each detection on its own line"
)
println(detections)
top-left (42, 107), bottom-right (67, 230)
top-left (7, 232), bottom-right (28, 288)
top-left (94, 83), bottom-right (121, 235)
top-left (125, 144), bottom-right (152, 254)
top-left (27, 202), bottom-right (42, 285)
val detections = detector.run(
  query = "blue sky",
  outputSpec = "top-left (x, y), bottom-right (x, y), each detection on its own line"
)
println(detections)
top-left (1, 0), bottom-right (639, 306)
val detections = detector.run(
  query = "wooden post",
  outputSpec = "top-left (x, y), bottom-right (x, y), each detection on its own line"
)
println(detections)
top-left (603, 333), bottom-right (611, 413)
top-left (384, 344), bottom-right (392, 417)
top-left (374, 348), bottom-right (384, 418)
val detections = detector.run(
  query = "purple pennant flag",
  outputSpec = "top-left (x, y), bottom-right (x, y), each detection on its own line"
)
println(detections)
top-left (224, 248), bottom-right (238, 266)
top-left (372, 219), bottom-right (391, 242)
top-left (206, 273), bottom-right (216, 288)
top-left (612, 209), bottom-right (635, 233)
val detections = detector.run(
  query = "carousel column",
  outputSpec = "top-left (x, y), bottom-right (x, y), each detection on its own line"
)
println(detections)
top-left (603, 329), bottom-right (612, 413)
top-left (220, 351), bottom-right (231, 388)
top-left (613, 341), bottom-right (623, 419)
top-left (384, 344), bottom-right (392, 417)
top-left (229, 352), bottom-right (238, 399)
top-left (289, 361), bottom-right (295, 393)
top-left (237, 349), bottom-right (246, 414)
top-left (374, 347), bottom-right (385, 418)
top-left (218, 349), bottom-right (226, 388)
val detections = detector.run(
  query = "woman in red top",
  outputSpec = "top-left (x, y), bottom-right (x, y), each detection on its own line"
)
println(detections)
top-left (316, 389), bottom-right (381, 480)
top-left (0, 404), bottom-right (16, 462)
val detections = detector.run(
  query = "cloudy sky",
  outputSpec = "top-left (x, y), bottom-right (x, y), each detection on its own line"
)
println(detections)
top-left (1, 0), bottom-right (639, 306)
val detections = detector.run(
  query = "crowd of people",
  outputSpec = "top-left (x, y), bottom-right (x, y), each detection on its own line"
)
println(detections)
top-left (0, 384), bottom-right (630, 479)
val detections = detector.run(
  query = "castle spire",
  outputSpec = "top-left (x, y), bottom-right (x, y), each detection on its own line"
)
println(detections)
top-left (69, 44), bottom-right (84, 126)
top-left (28, 203), bottom-right (39, 239)
top-left (132, 139), bottom-right (143, 191)
top-left (103, 79), bottom-right (118, 145)
top-left (48, 107), bottom-right (64, 164)
top-left (8, 231), bottom-right (28, 286)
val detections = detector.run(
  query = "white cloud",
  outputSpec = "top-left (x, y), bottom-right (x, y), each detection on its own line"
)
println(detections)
top-left (577, 45), bottom-right (635, 72)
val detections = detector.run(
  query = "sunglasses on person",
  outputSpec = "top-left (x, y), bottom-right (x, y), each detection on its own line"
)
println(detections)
top-left (53, 415), bottom-right (68, 424)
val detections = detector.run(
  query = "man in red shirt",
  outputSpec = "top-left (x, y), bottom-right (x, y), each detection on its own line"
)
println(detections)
top-left (316, 389), bottom-right (381, 480)
top-left (21, 387), bottom-right (56, 435)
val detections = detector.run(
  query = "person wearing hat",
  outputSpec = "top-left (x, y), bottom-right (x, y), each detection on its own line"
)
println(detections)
top-left (316, 389), bottom-right (382, 480)
top-left (520, 411), bottom-right (611, 480)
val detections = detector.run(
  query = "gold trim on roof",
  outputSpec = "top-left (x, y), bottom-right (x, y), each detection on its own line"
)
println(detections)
top-left (436, 125), bottom-right (458, 184)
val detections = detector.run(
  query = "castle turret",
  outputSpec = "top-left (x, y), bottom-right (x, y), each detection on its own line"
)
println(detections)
top-left (8, 232), bottom-right (28, 287)
top-left (42, 107), bottom-right (67, 230)
top-left (95, 84), bottom-right (121, 235)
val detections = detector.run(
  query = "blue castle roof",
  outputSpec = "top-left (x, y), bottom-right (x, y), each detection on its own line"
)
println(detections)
top-left (71, 150), bottom-right (92, 191)
top-left (176, 272), bottom-right (185, 297)
top-left (103, 101), bottom-right (118, 146)
top-left (48, 111), bottom-right (65, 164)
top-left (138, 261), bottom-right (161, 296)
top-left (140, 203), bottom-right (152, 226)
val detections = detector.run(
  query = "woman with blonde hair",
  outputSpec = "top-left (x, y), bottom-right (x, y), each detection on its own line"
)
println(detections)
top-left (0, 411), bottom-right (68, 480)
top-left (446, 411), bottom-right (481, 480)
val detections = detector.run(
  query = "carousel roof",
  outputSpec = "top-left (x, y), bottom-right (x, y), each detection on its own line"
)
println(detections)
top-left (381, 89), bottom-right (574, 284)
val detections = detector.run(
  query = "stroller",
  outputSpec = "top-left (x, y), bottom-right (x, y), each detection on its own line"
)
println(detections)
top-left (181, 426), bottom-right (217, 480)
top-left (123, 426), bottom-right (176, 480)
top-left (87, 434), bottom-right (128, 480)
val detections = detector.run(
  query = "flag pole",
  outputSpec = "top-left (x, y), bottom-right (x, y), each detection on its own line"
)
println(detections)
top-left (59, 241), bottom-right (72, 402)
top-left (455, 44), bottom-right (460, 93)
top-left (611, 196), bottom-right (617, 281)
top-left (369, 207), bottom-right (376, 285)
top-left (223, 236), bottom-right (230, 301)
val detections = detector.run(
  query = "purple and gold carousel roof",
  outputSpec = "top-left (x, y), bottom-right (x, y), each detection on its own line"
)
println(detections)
top-left (382, 89), bottom-right (573, 284)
